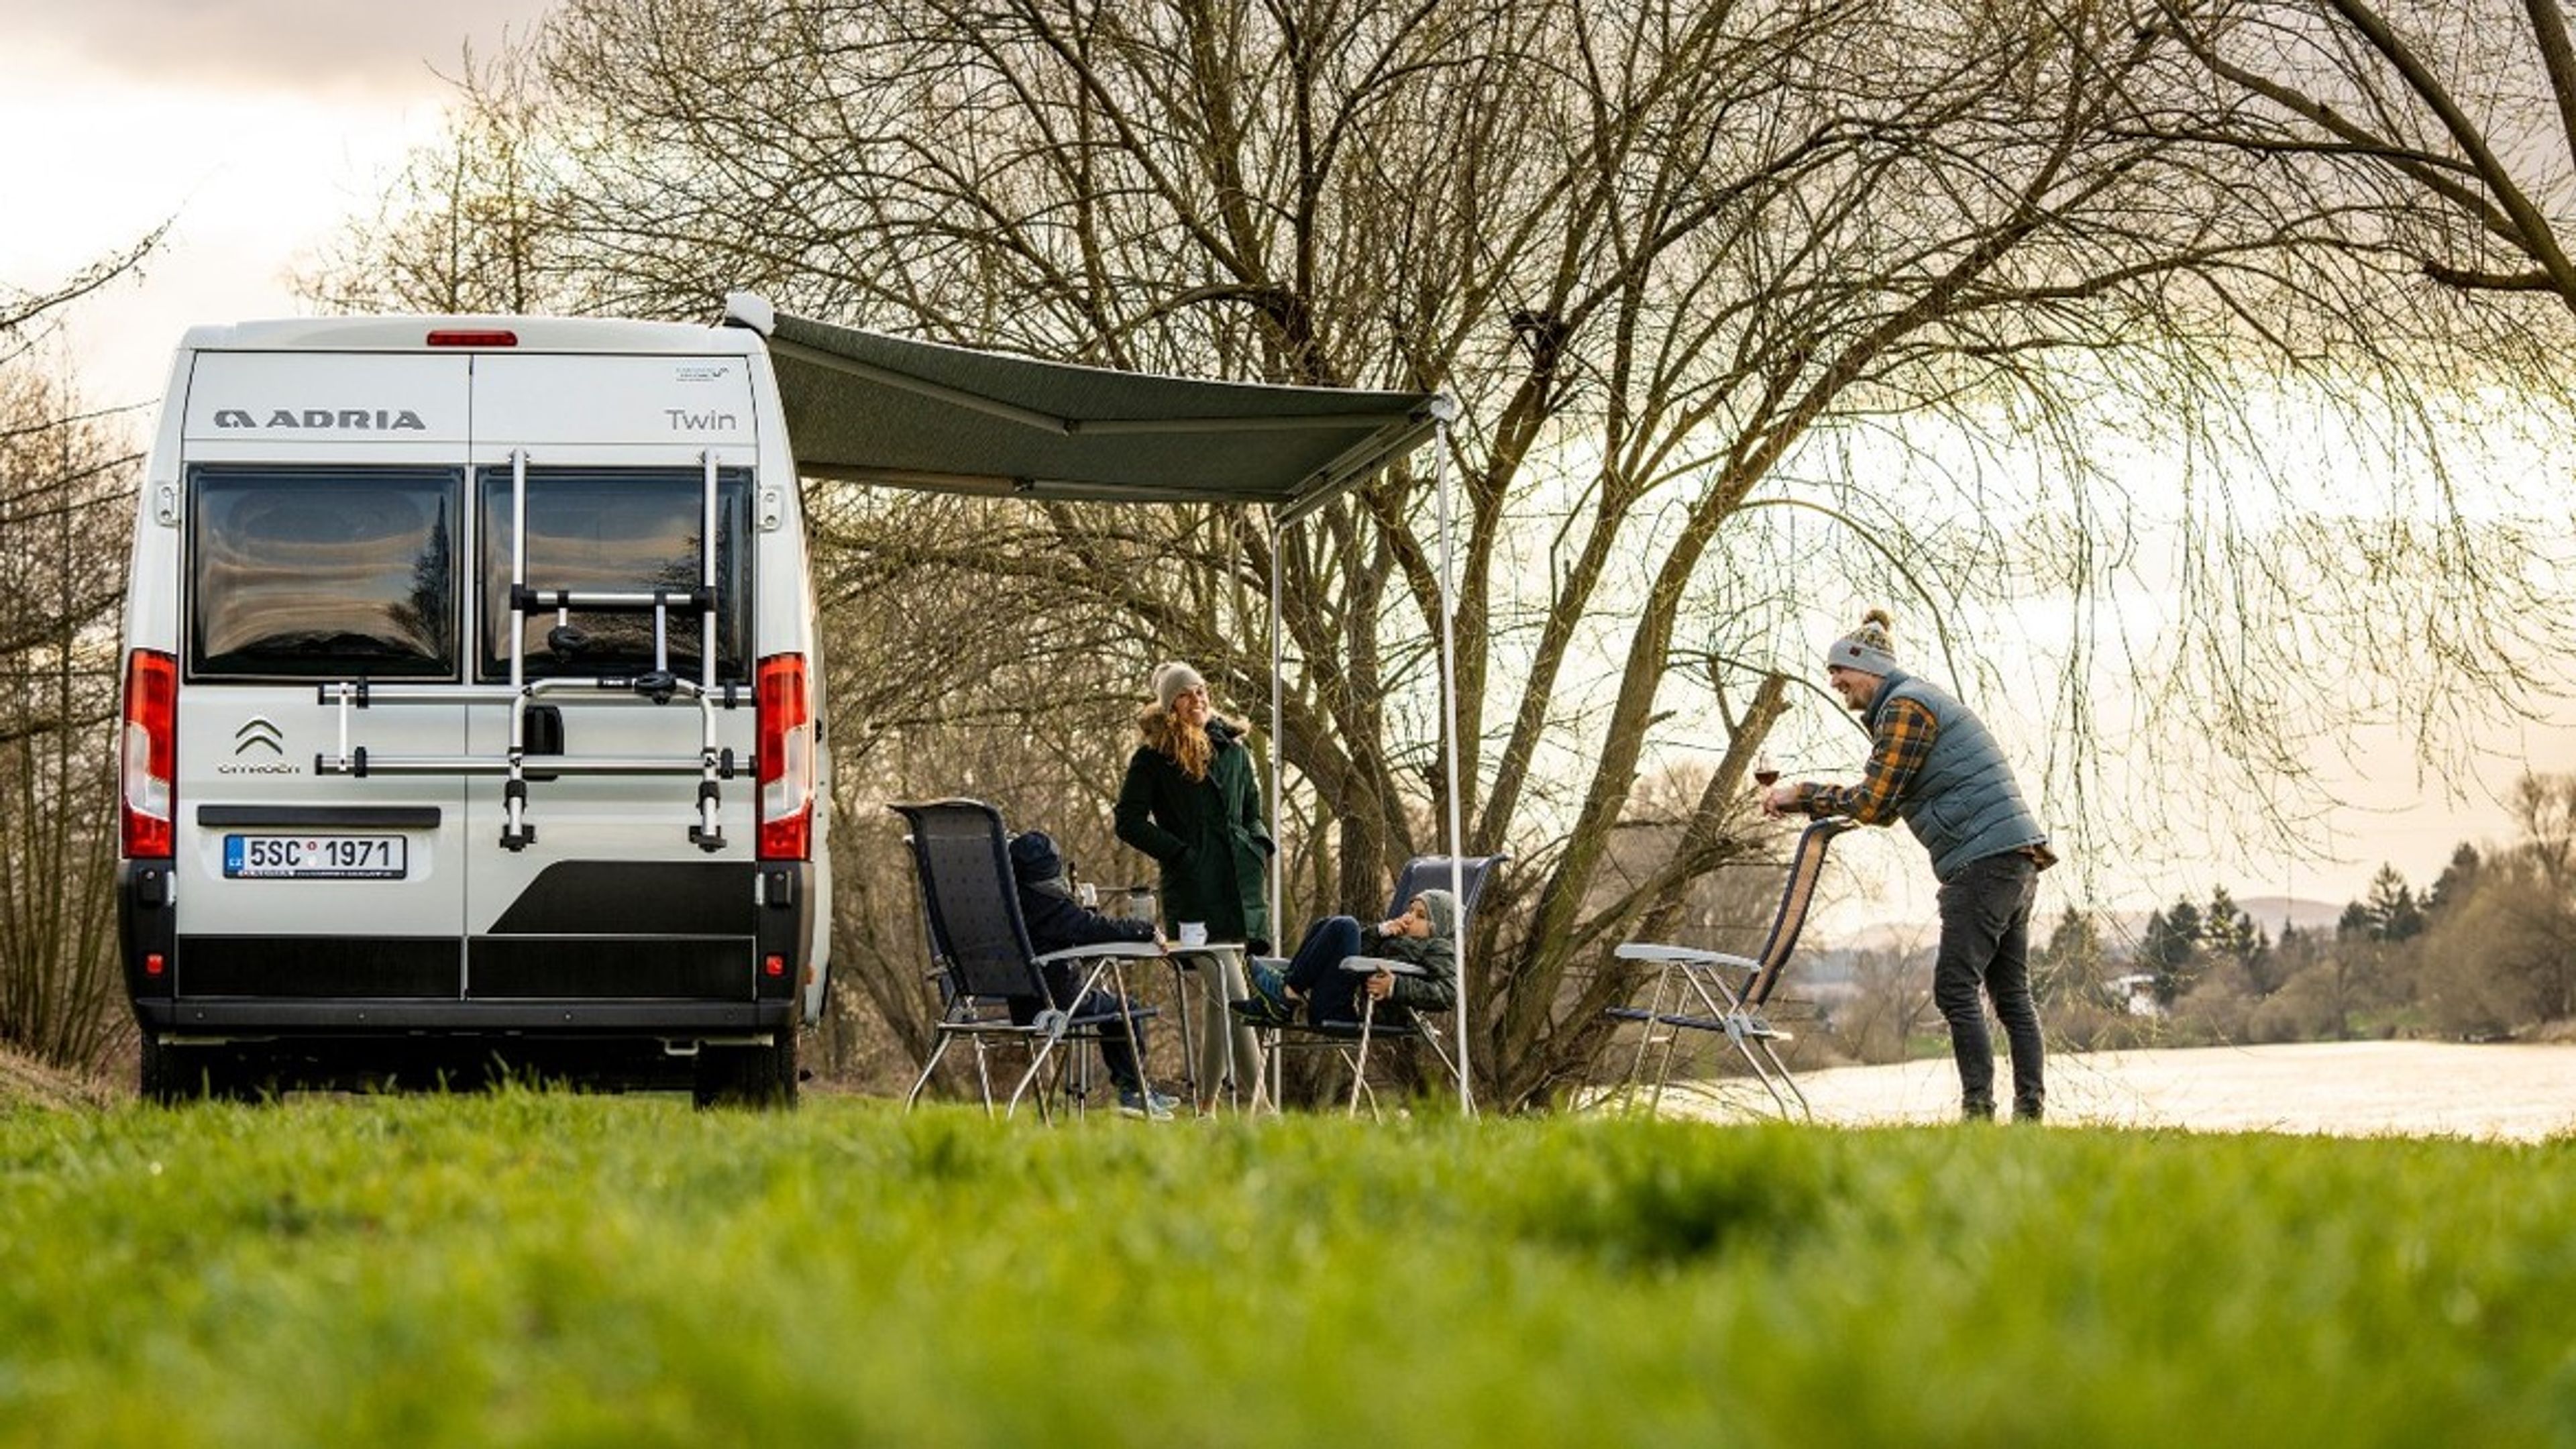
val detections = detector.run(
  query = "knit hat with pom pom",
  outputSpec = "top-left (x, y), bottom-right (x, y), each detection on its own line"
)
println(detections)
top-left (1825, 608), bottom-right (1898, 676)
top-left (1150, 661), bottom-right (1207, 710)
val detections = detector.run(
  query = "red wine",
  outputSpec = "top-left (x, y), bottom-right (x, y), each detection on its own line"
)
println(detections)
top-left (1754, 769), bottom-right (1780, 788)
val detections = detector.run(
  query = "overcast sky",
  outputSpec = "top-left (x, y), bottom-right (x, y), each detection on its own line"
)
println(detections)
top-left (0, 0), bottom-right (555, 403)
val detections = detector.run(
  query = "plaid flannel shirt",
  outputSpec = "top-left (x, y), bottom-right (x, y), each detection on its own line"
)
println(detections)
top-left (1794, 695), bottom-right (1937, 825)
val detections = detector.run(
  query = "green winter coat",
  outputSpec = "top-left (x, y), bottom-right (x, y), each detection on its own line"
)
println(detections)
top-left (1358, 887), bottom-right (1460, 1015)
top-left (1114, 716), bottom-right (1273, 947)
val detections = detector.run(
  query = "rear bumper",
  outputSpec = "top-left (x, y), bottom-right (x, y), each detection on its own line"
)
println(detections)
top-left (136, 998), bottom-right (797, 1034)
top-left (121, 857), bottom-right (818, 1034)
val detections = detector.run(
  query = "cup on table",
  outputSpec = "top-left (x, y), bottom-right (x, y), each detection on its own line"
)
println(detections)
top-left (1178, 921), bottom-right (1209, 947)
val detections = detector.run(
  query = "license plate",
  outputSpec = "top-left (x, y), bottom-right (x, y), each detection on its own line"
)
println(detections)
top-left (223, 834), bottom-right (409, 879)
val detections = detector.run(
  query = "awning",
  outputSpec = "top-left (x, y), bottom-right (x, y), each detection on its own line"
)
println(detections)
top-left (743, 298), bottom-right (1449, 518)
top-left (729, 294), bottom-right (1474, 1114)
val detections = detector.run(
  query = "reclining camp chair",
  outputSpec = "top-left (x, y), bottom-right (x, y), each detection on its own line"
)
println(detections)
top-left (892, 799), bottom-right (1166, 1120)
top-left (1605, 818), bottom-right (1853, 1119)
top-left (1258, 853), bottom-right (1507, 1118)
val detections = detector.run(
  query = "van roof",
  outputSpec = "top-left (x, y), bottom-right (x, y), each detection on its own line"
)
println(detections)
top-left (178, 313), bottom-right (757, 356)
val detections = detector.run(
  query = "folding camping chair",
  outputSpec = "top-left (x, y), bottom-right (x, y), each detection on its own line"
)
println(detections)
top-left (1257, 853), bottom-right (1507, 1118)
top-left (1604, 818), bottom-right (1854, 1119)
top-left (892, 799), bottom-right (1167, 1120)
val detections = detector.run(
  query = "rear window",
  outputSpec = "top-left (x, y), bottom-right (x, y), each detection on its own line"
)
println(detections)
top-left (189, 467), bottom-right (461, 680)
top-left (477, 467), bottom-right (751, 684)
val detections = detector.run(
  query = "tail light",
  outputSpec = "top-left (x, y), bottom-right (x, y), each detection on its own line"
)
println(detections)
top-left (756, 653), bottom-right (812, 860)
top-left (121, 649), bottom-right (178, 858)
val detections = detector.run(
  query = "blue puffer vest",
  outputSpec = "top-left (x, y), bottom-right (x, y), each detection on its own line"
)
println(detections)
top-left (1870, 670), bottom-right (2047, 881)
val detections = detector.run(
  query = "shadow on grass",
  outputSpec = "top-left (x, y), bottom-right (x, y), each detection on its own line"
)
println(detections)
top-left (1506, 1125), bottom-right (1841, 1270)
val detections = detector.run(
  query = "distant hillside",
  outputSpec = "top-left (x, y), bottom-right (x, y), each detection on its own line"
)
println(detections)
top-left (2230, 896), bottom-right (2349, 938)
top-left (1814, 895), bottom-right (2347, 967)
top-left (2100, 896), bottom-right (2345, 952)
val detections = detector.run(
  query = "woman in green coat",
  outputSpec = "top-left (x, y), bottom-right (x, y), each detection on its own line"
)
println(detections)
top-left (1114, 661), bottom-right (1274, 951)
top-left (1116, 661), bottom-right (1275, 1109)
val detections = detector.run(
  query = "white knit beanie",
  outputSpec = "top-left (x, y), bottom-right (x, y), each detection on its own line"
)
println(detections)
top-left (1151, 661), bottom-right (1207, 710)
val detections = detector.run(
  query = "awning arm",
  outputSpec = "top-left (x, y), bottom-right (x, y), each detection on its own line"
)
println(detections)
top-left (1276, 394), bottom-right (1457, 526)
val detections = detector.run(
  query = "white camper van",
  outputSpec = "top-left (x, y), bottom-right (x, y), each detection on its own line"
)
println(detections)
top-left (117, 305), bottom-right (829, 1104)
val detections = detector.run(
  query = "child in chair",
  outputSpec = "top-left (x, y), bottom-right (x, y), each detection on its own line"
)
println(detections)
top-left (1009, 829), bottom-right (1180, 1120)
top-left (1231, 888), bottom-right (1458, 1028)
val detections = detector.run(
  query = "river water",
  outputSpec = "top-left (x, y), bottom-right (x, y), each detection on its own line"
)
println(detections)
top-left (1653, 1040), bottom-right (2576, 1140)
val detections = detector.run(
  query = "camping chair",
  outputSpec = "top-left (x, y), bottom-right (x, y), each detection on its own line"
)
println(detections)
top-left (1258, 853), bottom-right (1508, 1118)
top-left (1604, 818), bottom-right (1854, 1119)
top-left (892, 799), bottom-right (1166, 1120)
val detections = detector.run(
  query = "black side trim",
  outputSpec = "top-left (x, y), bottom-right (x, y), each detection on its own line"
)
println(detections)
top-left (138, 999), bottom-right (792, 1031)
top-left (488, 861), bottom-right (758, 935)
top-left (754, 861), bottom-right (816, 1000)
top-left (178, 936), bottom-right (460, 998)
top-left (119, 861), bottom-right (177, 1001)
top-left (470, 935), bottom-right (752, 1000)
top-left (197, 805), bottom-right (444, 828)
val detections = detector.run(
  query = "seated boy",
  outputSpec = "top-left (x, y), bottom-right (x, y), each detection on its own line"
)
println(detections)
top-left (1008, 829), bottom-right (1180, 1120)
top-left (1230, 888), bottom-right (1458, 1028)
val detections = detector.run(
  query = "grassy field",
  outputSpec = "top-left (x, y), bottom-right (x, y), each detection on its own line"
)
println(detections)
top-left (3, 1091), bottom-right (2573, 1447)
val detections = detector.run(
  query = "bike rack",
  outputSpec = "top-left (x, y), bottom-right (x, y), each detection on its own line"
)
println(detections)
top-left (314, 449), bottom-right (741, 852)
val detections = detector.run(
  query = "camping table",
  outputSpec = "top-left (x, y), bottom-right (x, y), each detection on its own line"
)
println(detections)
top-left (1169, 942), bottom-right (1270, 1115)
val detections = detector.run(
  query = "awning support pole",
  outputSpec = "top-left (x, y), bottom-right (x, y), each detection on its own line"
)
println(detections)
top-left (1434, 419), bottom-right (1473, 1116)
top-left (1269, 515), bottom-right (1285, 948)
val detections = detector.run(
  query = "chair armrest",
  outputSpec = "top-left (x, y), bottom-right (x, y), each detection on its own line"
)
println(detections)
top-left (1031, 941), bottom-right (1166, 966)
top-left (1338, 954), bottom-right (1429, 977)
top-left (1614, 943), bottom-right (1761, 972)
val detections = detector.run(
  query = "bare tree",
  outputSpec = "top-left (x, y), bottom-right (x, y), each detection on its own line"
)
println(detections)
top-left (297, 47), bottom-right (566, 315)
top-left (311, 0), bottom-right (2576, 1106)
top-left (2161, 0), bottom-right (2576, 313)
top-left (1, 228), bottom-right (166, 368)
top-left (0, 234), bottom-right (158, 1072)
top-left (0, 366), bottom-right (138, 1070)
top-left (1826, 941), bottom-right (1941, 1065)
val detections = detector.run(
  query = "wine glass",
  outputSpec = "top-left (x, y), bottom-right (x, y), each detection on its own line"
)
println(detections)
top-left (1753, 751), bottom-right (1780, 789)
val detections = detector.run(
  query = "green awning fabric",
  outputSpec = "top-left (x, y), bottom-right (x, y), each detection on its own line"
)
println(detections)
top-left (759, 307), bottom-right (1446, 513)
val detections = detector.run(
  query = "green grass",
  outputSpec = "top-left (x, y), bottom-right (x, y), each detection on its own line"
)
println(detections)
top-left (4, 1093), bottom-right (2573, 1447)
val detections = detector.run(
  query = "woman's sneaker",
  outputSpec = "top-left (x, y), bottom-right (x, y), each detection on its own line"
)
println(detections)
top-left (1116, 1085), bottom-right (1178, 1120)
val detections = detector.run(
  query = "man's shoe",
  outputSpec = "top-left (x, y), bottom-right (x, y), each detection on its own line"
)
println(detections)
top-left (1116, 1085), bottom-right (1176, 1120)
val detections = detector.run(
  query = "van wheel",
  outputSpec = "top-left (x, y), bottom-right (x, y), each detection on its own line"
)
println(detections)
top-left (692, 1032), bottom-right (798, 1110)
top-left (142, 1040), bottom-right (256, 1103)
top-left (139, 1032), bottom-right (178, 1105)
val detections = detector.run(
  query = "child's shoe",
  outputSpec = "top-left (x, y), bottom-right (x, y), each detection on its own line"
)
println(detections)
top-left (1229, 965), bottom-right (1296, 1027)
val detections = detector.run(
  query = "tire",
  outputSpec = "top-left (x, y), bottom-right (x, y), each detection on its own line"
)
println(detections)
top-left (141, 1040), bottom-right (259, 1104)
top-left (692, 1031), bottom-right (798, 1110)
top-left (138, 1032), bottom-right (179, 1106)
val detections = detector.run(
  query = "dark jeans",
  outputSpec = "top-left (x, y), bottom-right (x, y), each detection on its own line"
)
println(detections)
top-left (1010, 963), bottom-right (1148, 1089)
top-left (1933, 851), bottom-right (2044, 1118)
top-left (1282, 915), bottom-right (1364, 1025)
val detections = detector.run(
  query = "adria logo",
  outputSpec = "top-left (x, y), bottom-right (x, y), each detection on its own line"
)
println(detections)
top-left (211, 407), bottom-right (428, 431)
top-left (233, 718), bottom-right (284, 756)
